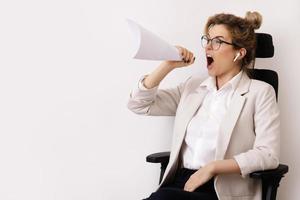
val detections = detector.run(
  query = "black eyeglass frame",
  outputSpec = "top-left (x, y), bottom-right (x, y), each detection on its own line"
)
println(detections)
top-left (201, 35), bottom-right (241, 50)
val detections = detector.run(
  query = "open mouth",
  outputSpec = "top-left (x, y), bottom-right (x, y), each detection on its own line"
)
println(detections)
top-left (206, 56), bottom-right (214, 66)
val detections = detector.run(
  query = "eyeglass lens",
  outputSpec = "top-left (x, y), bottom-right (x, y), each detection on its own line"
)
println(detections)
top-left (201, 36), bottom-right (221, 50)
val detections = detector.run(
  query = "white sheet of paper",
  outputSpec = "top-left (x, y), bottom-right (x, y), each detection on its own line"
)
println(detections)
top-left (127, 19), bottom-right (182, 61)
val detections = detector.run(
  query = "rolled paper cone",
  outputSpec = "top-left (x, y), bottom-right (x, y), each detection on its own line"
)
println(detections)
top-left (127, 19), bottom-right (182, 61)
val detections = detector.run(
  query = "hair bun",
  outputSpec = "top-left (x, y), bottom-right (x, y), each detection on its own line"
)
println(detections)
top-left (245, 11), bottom-right (262, 30)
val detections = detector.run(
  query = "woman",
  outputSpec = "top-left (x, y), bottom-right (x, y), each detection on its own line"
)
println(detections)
top-left (127, 11), bottom-right (280, 200)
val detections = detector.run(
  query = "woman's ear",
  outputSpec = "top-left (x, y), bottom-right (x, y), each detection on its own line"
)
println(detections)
top-left (233, 48), bottom-right (247, 62)
top-left (239, 48), bottom-right (247, 59)
top-left (233, 48), bottom-right (247, 63)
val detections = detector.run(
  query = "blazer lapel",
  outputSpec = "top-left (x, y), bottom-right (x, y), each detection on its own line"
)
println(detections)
top-left (171, 87), bottom-right (208, 161)
top-left (215, 72), bottom-right (251, 160)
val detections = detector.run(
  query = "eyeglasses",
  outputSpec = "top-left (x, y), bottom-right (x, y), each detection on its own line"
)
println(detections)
top-left (201, 35), bottom-right (240, 50)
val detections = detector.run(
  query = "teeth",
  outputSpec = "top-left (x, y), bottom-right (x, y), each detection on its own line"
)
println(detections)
top-left (206, 54), bottom-right (212, 57)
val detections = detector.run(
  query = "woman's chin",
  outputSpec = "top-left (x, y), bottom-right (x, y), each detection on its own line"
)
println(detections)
top-left (207, 69), bottom-right (216, 76)
top-left (207, 63), bottom-right (216, 75)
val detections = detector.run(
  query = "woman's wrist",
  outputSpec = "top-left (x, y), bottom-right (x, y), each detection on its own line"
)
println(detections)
top-left (206, 161), bottom-right (218, 176)
top-left (159, 61), bottom-right (177, 71)
top-left (209, 159), bottom-right (241, 175)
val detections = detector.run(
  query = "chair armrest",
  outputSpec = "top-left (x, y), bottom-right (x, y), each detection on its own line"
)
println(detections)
top-left (146, 152), bottom-right (289, 179)
top-left (146, 151), bottom-right (289, 195)
top-left (146, 152), bottom-right (170, 163)
top-left (146, 152), bottom-right (171, 184)
top-left (249, 164), bottom-right (289, 179)
top-left (250, 164), bottom-right (289, 200)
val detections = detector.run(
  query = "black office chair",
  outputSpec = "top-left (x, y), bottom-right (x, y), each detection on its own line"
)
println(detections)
top-left (146, 33), bottom-right (289, 200)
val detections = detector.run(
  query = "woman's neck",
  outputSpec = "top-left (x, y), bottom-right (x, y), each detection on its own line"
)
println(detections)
top-left (216, 68), bottom-right (241, 90)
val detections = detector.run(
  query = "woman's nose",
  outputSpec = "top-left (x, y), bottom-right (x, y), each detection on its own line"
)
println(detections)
top-left (205, 42), bottom-right (213, 51)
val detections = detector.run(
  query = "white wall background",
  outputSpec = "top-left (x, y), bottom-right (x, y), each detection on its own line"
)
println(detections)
top-left (0, 0), bottom-right (299, 199)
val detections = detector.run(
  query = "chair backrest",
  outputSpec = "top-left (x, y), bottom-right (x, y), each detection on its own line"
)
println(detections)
top-left (248, 33), bottom-right (278, 100)
top-left (255, 33), bottom-right (274, 58)
top-left (248, 69), bottom-right (278, 100)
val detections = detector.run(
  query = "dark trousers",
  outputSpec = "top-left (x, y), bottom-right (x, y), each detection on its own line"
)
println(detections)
top-left (144, 168), bottom-right (218, 200)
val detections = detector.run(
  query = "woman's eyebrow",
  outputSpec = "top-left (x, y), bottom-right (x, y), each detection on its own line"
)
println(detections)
top-left (212, 36), bottom-right (225, 39)
top-left (206, 34), bottom-right (225, 39)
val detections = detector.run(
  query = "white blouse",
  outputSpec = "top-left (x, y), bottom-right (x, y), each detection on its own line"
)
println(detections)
top-left (181, 71), bottom-right (243, 169)
top-left (136, 71), bottom-right (243, 170)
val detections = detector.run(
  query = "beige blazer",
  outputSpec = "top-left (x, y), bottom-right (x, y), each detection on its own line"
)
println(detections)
top-left (127, 71), bottom-right (280, 200)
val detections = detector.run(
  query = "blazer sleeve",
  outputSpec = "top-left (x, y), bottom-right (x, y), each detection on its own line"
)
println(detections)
top-left (127, 75), bottom-right (191, 116)
top-left (234, 84), bottom-right (280, 178)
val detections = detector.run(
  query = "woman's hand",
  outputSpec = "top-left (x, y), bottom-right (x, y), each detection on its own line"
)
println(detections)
top-left (183, 162), bottom-right (216, 192)
top-left (162, 45), bottom-right (195, 69)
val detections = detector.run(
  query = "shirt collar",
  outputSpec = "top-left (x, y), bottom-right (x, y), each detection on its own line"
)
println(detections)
top-left (199, 70), bottom-right (243, 92)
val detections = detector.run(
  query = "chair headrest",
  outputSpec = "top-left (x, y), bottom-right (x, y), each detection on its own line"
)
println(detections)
top-left (255, 33), bottom-right (274, 58)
